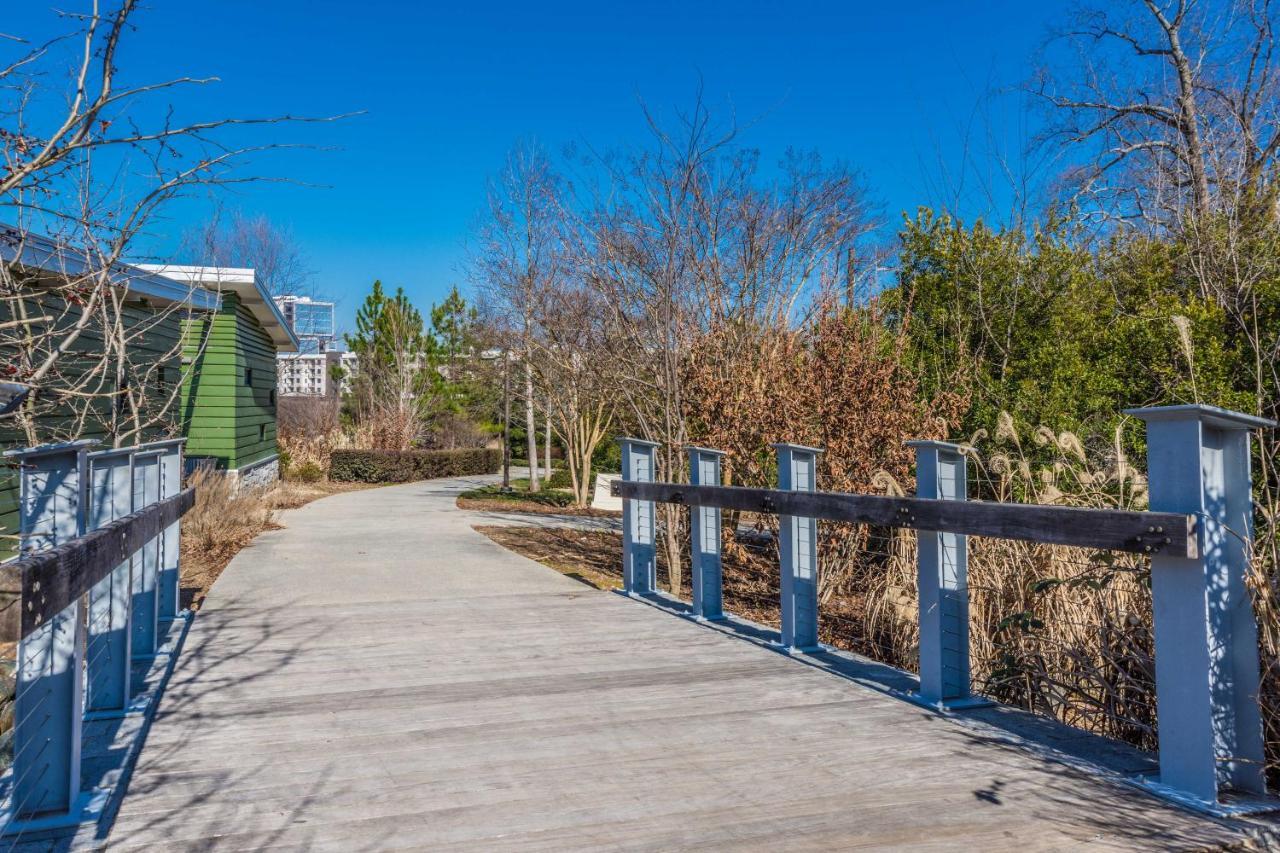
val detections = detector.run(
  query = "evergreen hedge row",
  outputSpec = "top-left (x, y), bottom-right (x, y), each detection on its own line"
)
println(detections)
top-left (329, 448), bottom-right (502, 483)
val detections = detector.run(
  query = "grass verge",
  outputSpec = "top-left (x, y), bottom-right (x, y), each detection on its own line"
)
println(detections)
top-left (457, 480), bottom-right (620, 518)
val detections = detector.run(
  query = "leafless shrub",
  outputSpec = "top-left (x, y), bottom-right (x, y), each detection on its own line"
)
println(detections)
top-left (276, 394), bottom-right (342, 473)
top-left (181, 466), bottom-right (278, 570)
top-left (420, 412), bottom-right (490, 450)
top-left (278, 394), bottom-right (340, 438)
top-left (686, 296), bottom-right (967, 600)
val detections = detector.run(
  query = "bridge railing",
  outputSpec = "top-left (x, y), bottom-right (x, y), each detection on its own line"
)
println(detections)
top-left (0, 438), bottom-right (194, 835)
top-left (612, 404), bottom-right (1274, 814)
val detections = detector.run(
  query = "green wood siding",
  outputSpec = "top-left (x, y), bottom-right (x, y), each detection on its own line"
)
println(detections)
top-left (181, 293), bottom-right (279, 470)
top-left (0, 291), bottom-right (186, 556)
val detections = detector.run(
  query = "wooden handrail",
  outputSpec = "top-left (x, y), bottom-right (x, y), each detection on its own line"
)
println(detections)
top-left (0, 487), bottom-right (196, 641)
top-left (611, 480), bottom-right (1196, 558)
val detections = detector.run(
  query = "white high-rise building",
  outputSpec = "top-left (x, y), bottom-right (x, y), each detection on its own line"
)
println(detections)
top-left (277, 349), bottom-right (358, 397)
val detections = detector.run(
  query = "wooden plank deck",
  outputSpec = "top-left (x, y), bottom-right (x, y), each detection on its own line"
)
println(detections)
top-left (56, 476), bottom-right (1262, 849)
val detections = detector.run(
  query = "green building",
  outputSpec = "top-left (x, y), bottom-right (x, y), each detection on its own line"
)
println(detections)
top-left (0, 232), bottom-right (298, 550)
top-left (139, 265), bottom-right (298, 486)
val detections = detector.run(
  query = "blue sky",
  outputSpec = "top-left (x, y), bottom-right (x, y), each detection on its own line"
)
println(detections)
top-left (8, 1), bottom-right (1061, 335)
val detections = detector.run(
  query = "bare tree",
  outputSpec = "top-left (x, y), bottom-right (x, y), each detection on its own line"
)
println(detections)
top-left (184, 211), bottom-right (312, 296)
top-left (529, 279), bottom-right (617, 506)
top-left (579, 95), bottom-right (879, 595)
top-left (0, 2), bottom-right (345, 446)
top-left (1036, 0), bottom-right (1280, 228)
top-left (471, 142), bottom-right (567, 491)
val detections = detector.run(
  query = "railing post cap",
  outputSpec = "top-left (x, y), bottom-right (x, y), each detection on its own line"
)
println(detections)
top-left (140, 437), bottom-right (188, 449)
top-left (684, 445), bottom-right (727, 457)
top-left (906, 439), bottom-right (968, 454)
top-left (3, 438), bottom-right (99, 459)
top-left (87, 439), bottom-right (186, 461)
top-left (771, 442), bottom-right (825, 455)
top-left (1123, 404), bottom-right (1275, 431)
top-left (616, 436), bottom-right (661, 449)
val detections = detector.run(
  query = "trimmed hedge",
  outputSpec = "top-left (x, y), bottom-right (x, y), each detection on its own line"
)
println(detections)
top-left (329, 448), bottom-right (502, 483)
top-left (546, 467), bottom-right (596, 492)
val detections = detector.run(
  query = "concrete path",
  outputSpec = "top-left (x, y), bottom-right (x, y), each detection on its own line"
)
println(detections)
top-left (95, 476), bottom-right (1258, 850)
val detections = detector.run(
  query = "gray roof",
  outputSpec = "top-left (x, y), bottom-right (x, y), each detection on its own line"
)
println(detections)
top-left (0, 224), bottom-right (222, 312)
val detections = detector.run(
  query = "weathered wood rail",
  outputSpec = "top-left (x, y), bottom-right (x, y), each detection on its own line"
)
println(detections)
top-left (0, 439), bottom-right (194, 836)
top-left (612, 404), bottom-right (1277, 817)
top-left (613, 480), bottom-right (1195, 556)
top-left (0, 487), bottom-right (194, 640)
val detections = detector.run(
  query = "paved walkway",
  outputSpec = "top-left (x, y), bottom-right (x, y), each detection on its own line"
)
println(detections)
top-left (95, 476), bottom-right (1258, 850)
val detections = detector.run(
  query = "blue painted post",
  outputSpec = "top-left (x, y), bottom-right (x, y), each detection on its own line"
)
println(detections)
top-left (84, 449), bottom-right (134, 717)
top-left (4, 440), bottom-right (95, 821)
top-left (774, 443), bottom-right (823, 653)
top-left (130, 450), bottom-right (162, 659)
top-left (907, 440), bottom-right (988, 710)
top-left (619, 438), bottom-right (659, 596)
top-left (1126, 404), bottom-right (1273, 806)
top-left (156, 440), bottom-right (185, 623)
top-left (686, 446), bottom-right (726, 621)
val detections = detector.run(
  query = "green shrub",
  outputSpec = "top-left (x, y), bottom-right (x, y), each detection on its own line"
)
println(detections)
top-left (288, 461), bottom-right (325, 483)
top-left (593, 441), bottom-right (621, 474)
top-left (457, 484), bottom-right (574, 508)
top-left (546, 467), bottom-right (595, 491)
top-left (329, 448), bottom-right (501, 483)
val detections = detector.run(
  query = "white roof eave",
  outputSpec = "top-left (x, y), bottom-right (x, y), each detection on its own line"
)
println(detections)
top-left (136, 264), bottom-right (300, 353)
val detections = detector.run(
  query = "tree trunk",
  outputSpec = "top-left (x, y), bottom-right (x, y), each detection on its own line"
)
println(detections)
top-left (577, 443), bottom-right (595, 507)
top-left (524, 360), bottom-right (540, 490)
top-left (502, 356), bottom-right (511, 489)
top-left (661, 505), bottom-right (683, 597)
top-left (544, 411), bottom-right (552, 479)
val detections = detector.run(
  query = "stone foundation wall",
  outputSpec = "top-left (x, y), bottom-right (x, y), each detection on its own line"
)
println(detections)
top-left (234, 455), bottom-right (279, 490)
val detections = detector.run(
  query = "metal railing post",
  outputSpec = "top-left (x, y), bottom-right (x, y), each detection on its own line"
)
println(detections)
top-left (4, 440), bottom-right (95, 821)
top-left (1126, 404), bottom-right (1273, 806)
top-left (157, 440), bottom-right (186, 624)
top-left (619, 438), bottom-right (659, 596)
top-left (907, 440), bottom-right (988, 710)
top-left (84, 448), bottom-right (135, 718)
top-left (774, 443), bottom-right (823, 653)
top-left (130, 450), bottom-right (163, 659)
top-left (686, 446), bottom-right (726, 621)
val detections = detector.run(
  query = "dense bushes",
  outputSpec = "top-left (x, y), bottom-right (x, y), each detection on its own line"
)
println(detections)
top-left (457, 482), bottom-right (575, 508)
top-left (546, 467), bottom-right (593, 491)
top-left (329, 447), bottom-right (501, 483)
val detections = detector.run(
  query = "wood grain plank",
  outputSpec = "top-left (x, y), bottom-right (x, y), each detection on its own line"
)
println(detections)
top-left (0, 487), bottom-right (195, 640)
top-left (614, 480), bottom-right (1195, 557)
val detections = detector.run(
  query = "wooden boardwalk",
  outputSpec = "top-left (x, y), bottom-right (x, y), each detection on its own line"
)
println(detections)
top-left (71, 477), bottom-right (1262, 850)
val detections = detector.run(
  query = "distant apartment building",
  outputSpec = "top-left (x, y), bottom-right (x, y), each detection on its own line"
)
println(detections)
top-left (273, 294), bottom-right (357, 396)
top-left (276, 350), bottom-right (359, 396)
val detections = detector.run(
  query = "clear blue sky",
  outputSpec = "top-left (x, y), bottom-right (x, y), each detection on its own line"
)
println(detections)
top-left (9, 1), bottom-right (1061, 335)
